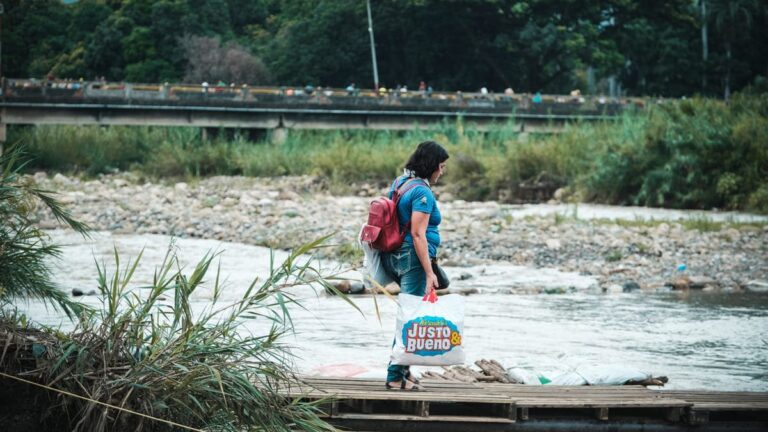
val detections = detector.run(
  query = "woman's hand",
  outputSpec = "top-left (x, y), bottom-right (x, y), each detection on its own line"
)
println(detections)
top-left (412, 211), bottom-right (437, 295)
top-left (425, 272), bottom-right (439, 293)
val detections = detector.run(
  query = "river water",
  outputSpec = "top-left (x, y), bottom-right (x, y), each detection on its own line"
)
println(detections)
top-left (18, 229), bottom-right (768, 392)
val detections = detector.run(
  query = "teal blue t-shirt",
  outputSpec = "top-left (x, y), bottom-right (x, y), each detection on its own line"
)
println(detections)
top-left (389, 176), bottom-right (441, 257)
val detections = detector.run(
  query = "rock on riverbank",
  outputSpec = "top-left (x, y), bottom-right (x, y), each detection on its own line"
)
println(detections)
top-left (31, 172), bottom-right (768, 293)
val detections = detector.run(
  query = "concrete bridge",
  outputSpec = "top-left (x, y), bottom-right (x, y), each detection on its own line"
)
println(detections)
top-left (0, 79), bottom-right (646, 147)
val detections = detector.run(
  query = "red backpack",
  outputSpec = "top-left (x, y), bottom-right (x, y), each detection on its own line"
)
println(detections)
top-left (360, 178), bottom-right (427, 252)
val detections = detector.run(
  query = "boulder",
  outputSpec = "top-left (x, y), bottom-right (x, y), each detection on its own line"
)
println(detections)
top-left (688, 276), bottom-right (718, 289)
top-left (724, 228), bottom-right (740, 241)
top-left (545, 239), bottom-right (562, 250)
top-left (52, 173), bottom-right (71, 184)
top-left (744, 280), bottom-right (768, 293)
top-left (622, 281), bottom-right (641, 292)
top-left (670, 276), bottom-right (691, 290)
top-left (331, 280), bottom-right (352, 294)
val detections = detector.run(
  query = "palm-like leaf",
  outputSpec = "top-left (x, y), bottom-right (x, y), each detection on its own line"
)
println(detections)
top-left (0, 144), bottom-right (90, 318)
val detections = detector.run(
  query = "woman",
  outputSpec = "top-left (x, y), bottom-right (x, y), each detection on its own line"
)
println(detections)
top-left (384, 140), bottom-right (449, 390)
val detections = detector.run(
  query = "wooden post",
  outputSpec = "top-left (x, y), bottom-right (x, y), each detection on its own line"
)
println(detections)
top-left (666, 407), bottom-right (682, 422)
top-left (519, 407), bottom-right (529, 421)
top-left (416, 400), bottom-right (429, 417)
top-left (687, 409), bottom-right (710, 425)
top-left (502, 403), bottom-right (517, 421)
top-left (329, 400), bottom-right (339, 417)
top-left (595, 407), bottom-right (609, 421)
top-left (360, 399), bottom-right (373, 414)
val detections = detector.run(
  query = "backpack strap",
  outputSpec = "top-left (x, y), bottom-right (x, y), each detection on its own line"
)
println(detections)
top-left (394, 178), bottom-right (428, 204)
top-left (393, 178), bottom-right (430, 236)
top-left (388, 175), bottom-right (407, 199)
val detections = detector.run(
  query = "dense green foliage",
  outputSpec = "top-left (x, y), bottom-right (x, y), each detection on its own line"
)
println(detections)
top-left (585, 93), bottom-right (768, 210)
top-left (11, 94), bottom-right (768, 213)
top-left (0, 147), bottom-right (89, 317)
top-left (4, 0), bottom-right (767, 97)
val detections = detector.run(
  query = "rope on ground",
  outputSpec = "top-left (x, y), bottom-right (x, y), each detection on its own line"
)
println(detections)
top-left (0, 371), bottom-right (206, 432)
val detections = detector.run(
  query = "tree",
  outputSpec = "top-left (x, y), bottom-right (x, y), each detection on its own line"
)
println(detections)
top-left (264, 0), bottom-right (370, 87)
top-left (3, 0), bottom-right (73, 77)
top-left (182, 0), bottom-right (233, 36)
top-left (68, 0), bottom-right (113, 43)
top-left (181, 35), bottom-right (271, 84)
top-left (4, 0), bottom-right (768, 96)
top-left (85, 15), bottom-right (135, 79)
top-left (708, 0), bottom-right (761, 100)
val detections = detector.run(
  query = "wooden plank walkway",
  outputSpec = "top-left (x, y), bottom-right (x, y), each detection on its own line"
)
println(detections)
top-left (284, 377), bottom-right (768, 431)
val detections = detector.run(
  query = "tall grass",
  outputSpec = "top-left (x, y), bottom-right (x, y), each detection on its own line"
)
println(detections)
top-left (0, 146), bottom-right (89, 318)
top-left (1, 237), bottom-right (349, 432)
top-left (10, 93), bottom-right (768, 212)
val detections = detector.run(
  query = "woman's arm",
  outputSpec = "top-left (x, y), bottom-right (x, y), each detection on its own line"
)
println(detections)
top-left (411, 211), bottom-right (438, 293)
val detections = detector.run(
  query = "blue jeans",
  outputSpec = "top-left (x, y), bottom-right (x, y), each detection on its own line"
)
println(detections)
top-left (382, 243), bottom-right (426, 383)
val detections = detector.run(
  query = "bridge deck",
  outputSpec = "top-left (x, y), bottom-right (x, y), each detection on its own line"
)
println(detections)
top-left (285, 377), bottom-right (768, 431)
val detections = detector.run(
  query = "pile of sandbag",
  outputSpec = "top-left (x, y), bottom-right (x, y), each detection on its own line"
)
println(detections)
top-left (507, 364), bottom-right (668, 386)
top-left (421, 359), bottom-right (668, 387)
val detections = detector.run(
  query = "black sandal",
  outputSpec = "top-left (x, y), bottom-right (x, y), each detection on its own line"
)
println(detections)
top-left (405, 370), bottom-right (420, 385)
top-left (385, 380), bottom-right (423, 391)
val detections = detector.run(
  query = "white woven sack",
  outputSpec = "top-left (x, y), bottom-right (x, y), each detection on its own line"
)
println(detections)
top-left (358, 225), bottom-right (395, 289)
top-left (390, 293), bottom-right (466, 366)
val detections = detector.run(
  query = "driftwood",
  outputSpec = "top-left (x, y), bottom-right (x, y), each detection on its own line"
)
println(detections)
top-left (417, 359), bottom-right (515, 384)
top-left (628, 376), bottom-right (669, 386)
top-left (474, 359), bottom-right (512, 383)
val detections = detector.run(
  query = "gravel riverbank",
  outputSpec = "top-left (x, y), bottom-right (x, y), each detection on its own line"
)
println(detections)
top-left (31, 172), bottom-right (768, 293)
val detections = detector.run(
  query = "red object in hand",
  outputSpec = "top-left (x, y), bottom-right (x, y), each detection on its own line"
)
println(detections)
top-left (423, 288), bottom-right (438, 303)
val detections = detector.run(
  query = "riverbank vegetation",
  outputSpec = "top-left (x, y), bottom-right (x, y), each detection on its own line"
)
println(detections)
top-left (1, 240), bottom-right (340, 432)
top-left (10, 93), bottom-right (768, 213)
top-left (1, 149), bottom-right (343, 430)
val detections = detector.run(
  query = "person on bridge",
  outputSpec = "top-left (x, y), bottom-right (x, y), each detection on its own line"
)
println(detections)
top-left (384, 141), bottom-right (449, 391)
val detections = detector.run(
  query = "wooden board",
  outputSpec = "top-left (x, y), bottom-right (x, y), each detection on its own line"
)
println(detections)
top-left (284, 376), bottom-right (768, 426)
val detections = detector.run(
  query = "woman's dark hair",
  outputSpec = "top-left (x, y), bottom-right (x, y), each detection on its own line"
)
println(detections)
top-left (405, 141), bottom-right (449, 179)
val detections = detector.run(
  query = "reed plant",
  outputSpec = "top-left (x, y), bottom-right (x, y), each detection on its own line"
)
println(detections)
top-left (0, 145), bottom-right (89, 317)
top-left (2, 236), bottom-right (349, 432)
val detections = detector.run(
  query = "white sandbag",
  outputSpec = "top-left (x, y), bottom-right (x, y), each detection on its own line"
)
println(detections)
top-left (390, 293), bottom-right (466, 366)
top-left (577, 364), bottom-right (649, 385)
top-left (506, 368), bottom-right (543, 385)
top-left (549, 371), bottom-right (588, 386)
top-left (358, 225), bottom-right (394, 289)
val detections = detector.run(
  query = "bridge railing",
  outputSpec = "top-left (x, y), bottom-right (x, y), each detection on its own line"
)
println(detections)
top-left (1, 78), bottom-right (655, 116)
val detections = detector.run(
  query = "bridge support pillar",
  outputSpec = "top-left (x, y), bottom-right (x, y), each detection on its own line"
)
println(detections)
top-left (271, 127), bottom-right (287, 144)
top-left (201, 127), bottom-right (221, 141)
